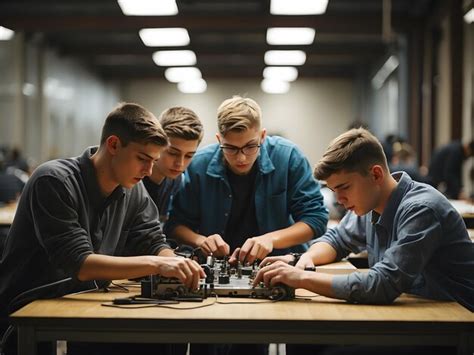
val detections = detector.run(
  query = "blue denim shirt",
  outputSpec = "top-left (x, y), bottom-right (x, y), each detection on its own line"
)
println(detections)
top-left (165, 136), bottom-right (328, 254)
top-left (318, 172), bottom-right (474, 310)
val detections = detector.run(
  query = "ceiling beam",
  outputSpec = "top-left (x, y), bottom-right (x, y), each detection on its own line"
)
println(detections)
top-left (0, 14), bottom-right (415, 33)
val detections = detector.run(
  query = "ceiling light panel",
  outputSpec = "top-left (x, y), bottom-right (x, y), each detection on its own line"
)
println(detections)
top-left (178, 79), bottom-right (207, 94)
top-left (165, 67), bottom-right (202, 83)
top-left (152, 50), bottom-right (197, 66)
top-left (261, 79), bottom-right (290, 94)
top-left (263, 67), bottom-right (298, 82)
top-left (270, 0), bottom-right (328, 15)
top-left (139, 28), bottom-right (190, 47)
top-left (266, 28), bottom-right (315, 45)
top-left (264, 50), bottom-right (306, 66)
top-left (118, 0), bottom-right (178, 16)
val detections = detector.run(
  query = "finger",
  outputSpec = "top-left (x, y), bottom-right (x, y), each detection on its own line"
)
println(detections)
top-left (228, 248), bottom-right (240, 264)
top-left (179, 262), bottom-right (194, 288)
top-left (239, 239), bottom-right (254, 263)
top-left (258, 256), bottom-right (278, 268)
top-left (253, 269), bottom-right (264, 286)
top-left (246, 244), bottom-right (261, 265)
top-left (205, 237), bottom-right (218, 254)
top-left (262, 267), bottom-right (280, 287)
top-left (215, 239), bottom-right (230, 257)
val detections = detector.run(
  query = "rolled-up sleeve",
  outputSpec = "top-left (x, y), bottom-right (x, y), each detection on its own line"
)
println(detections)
top-left (125, 191), bottom-right (170, 256)
top-left (331, 205), bottom-right (443, 304)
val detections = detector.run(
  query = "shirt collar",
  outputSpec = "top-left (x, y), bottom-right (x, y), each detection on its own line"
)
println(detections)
top-left (372, 171), bottom-right (412, 229)
top-left (78, 146), bottom-right (125, 209)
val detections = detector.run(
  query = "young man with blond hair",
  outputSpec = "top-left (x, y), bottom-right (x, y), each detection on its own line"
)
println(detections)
top-left (166, 95), bottom-right (327, 264)
top-left (0, 103), bottom-right (203, 355)
top-left (165, 96), bottom-right (327, 354)
top-left (143, 106), bottom-right (203, 225)
top-left (255, 128), bottom-right (474, 312)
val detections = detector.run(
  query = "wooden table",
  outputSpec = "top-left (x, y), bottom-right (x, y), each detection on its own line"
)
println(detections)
top-left (0, 202), bottom-right (17, 227)
top-left (10, 265), bottom-right (474, 355)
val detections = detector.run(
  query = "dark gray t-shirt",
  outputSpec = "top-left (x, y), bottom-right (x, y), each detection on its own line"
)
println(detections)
top-left (0, 147), bottom-right (169, 315)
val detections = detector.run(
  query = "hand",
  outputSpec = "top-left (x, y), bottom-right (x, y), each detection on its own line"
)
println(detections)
top-left (258, 254), bottom-right (295, 268)
top-left (229, 235), bottom-right (274, 265)
top-left (196, 234), bottom-right (230, 257)
top-left (156, 257), bottom-right (205, 290)
top-left (295, 253), bottom-right (315, 270)
top-left (253, 260), bottom-right (307, 289)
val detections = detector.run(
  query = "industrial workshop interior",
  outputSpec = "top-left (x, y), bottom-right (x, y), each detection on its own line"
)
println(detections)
top-left (0, 1), bottom-right (473, 355)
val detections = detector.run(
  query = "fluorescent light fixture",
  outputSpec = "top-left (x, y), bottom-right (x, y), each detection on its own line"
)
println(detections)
top-left (152, 50), bottom-right (197, 66)
top-left (464, 8), bottom-right (474, 23)
top-left (117, 0), bottom-right (178, 15)
top-left (264, 50), bottom-right (306, 66)
top-left (165, 67), bottom-right (202, 83)
top-left (178, 78), bottom-right (207, 94)
top-left (0, 26), bottom-right (14, 41)
top-left (261, 79), bottom-right (290, 94)
top-left (22, 83), bottom-right (36, 97)
top-left (263, 67), bottom-right (298, 82)
top-left (371, 55), bottom-right (399, 89)
top-left (270, 0), bottom-right (328, 15)
top-left (266, 28), bottom-right (315, 45)
top-left (139, 28), bottom-right (190, 47)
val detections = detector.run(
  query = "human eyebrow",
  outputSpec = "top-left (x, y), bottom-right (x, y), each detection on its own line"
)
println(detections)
top-left (138, 152), bottom-right (156, 161)
top-left (222, 139), bottom-right (258, 148)
top-left (332, 182), bottom-right (350, 191)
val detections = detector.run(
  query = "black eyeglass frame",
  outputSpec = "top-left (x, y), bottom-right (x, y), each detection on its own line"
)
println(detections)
top-left (220, 144), bottom-right (261, 156)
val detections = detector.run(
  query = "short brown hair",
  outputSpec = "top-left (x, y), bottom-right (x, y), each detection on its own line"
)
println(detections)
top-left (217, 96), bottom-right (261, 135)
top-left (314, 128), bottom-right (388, 181)
top-left (100, 102), bottom-right (168, 147)
top-left (159, 107), bottom-right (204, 143)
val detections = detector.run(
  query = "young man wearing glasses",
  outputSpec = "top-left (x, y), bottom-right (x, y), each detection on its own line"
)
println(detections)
top-left (165, 95), bottom-right (328, 266)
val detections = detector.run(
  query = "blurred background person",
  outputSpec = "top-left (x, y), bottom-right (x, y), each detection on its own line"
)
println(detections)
top-left (390, 142), bottom-right (430, 184)
top-left (428, 140), bottom-right (474, 200)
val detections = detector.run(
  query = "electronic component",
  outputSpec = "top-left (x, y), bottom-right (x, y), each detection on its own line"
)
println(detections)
top-left (141, 257), bottom-right (294, 301)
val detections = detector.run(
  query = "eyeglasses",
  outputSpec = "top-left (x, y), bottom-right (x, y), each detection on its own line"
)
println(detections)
top-left (220, 144), bottom-right (261, 156)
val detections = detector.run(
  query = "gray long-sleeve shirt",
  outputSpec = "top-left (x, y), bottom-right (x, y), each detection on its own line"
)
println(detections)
top-left (0, 147), bottom-right (169, 315)
top-left (317, 172), bottom-right (474, 311)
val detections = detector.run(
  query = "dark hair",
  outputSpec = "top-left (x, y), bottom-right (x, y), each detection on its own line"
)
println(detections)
top-left (159, 107), bottom-right (204, 142)
top-left (314, 128), bottom-right (389, 181)
top-left (100, 102), bottom-right (168, 147)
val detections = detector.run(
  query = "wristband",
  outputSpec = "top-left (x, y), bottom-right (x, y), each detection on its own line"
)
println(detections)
top-left (289, 252), bottom-right (302, 266)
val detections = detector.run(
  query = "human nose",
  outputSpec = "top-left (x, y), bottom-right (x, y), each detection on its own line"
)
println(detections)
top-left (174, 155), bottom-right (185, 167)
top-left (143, 161), bottom-right (153, 176)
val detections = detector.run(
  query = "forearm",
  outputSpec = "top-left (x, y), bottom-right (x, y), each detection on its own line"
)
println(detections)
top-left (306, 241), bottom-right (338, 265)
top-left (264, 222), bottom-right (313, 249)
top-left (171, 224), bottom-right (206, 247)
top-left (77, 254), bottom-right (165, 281)
top-left (299, 271), bottom-right (336, 298)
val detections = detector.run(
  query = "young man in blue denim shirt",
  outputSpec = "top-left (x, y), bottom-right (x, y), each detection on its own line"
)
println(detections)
top-left (255, 128), bottom-right (474, 312)
top-left (165, 96), bottom-right (328, 265)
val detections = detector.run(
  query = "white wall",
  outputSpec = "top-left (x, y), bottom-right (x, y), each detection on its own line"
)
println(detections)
top-left (123, 78), bottom-right (354, 166)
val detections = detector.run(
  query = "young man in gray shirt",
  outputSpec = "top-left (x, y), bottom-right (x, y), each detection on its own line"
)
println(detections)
top-left (0, 102), bottom-right (203, 355)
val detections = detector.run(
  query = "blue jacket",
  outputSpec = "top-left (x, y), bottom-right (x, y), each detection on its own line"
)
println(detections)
top-left (165, 136), bottom-right (328, 254)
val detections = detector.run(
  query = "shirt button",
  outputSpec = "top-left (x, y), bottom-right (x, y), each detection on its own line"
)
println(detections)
top-left (228, 194), bottom-right (232, 198)
top-left (224, 213), bottom-right (228, 217)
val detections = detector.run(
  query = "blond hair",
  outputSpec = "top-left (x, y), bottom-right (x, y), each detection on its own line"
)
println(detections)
top-left (217, 96), bottom-right (261, 135)
top-left (159, 107), bottom-right (204, 143)
top-left (314, 128), bottom-right (388, 180)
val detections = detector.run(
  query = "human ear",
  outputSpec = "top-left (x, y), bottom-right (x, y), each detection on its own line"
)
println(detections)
top-left (106, 135), bottom-right (120, 155)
